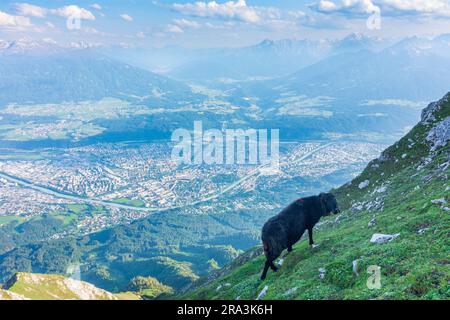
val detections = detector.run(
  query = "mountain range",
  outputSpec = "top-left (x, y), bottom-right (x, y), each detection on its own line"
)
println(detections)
top-left (0, 50), bottom-right (200, 106)
top-left (2, 33), bottom-right (450, 147)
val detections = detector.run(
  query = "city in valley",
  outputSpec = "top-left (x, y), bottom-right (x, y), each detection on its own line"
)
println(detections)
top-left (0, 140), bottom-right (384, 238)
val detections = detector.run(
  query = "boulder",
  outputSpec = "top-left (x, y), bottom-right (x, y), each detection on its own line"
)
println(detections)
top-left (352, 260), bottom-right (359, 276)
top-left (431, 198), bottom-right (447, 205)
top-left (359, 180), bottom-right (369, 189)
top-left (370, 233), bottom-right (400, 244)
top-left (318, 268), bottom-right (326, 280)
top-left (426, 116), bottom-right (450, 151)
top-left (256, 285), bottom-right (269, 300)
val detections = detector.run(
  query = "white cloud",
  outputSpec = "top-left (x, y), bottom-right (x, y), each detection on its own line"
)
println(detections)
top-left (136, 31), bottom-right (146, 38)
top-left (166, 24), bottom-right (184, 33)
top-left (312, 0), bottom-right (380, 16)
top-left (288, 10), bottom-right (307, 19)
top-left (0, 10), bottom-right (31, 27)
top-left (120, 14), bottom-right (133, 22)
top-left (172, 0), bottom-right (261, 23)
top-left (45, 21), bottom-right (55, 29)
top-left (164, 18), bottom-right (202, 34)
top-left (311, 0), bottom-right (450, 17)
top-left (381, 0), bottom-right (450, 16)
top-left (11, 4), bottom-right (96, 21)
top-left (50, 5), bottom-right (96, 20)
top-left (90, 4), bottom-right (102, 10)
top-left (14, 3), bottom-right (47, 18)
top-left (316, 1), bottom-right (338, 12)
top-left (173, 18), bottom-right (201, 28)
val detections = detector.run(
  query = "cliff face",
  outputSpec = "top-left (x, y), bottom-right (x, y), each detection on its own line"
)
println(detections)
top-left (178, 93), bottom-right (450, 300)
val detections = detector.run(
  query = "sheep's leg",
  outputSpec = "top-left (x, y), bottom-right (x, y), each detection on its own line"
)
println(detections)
top-left (269, 261), bottom-right (278, 272)
top-left (269, 260), bottom-right (278, 272)
top-left (308, 228), bottom-right (314, 246)
top-left (261, 260), bottom-right (270, 280)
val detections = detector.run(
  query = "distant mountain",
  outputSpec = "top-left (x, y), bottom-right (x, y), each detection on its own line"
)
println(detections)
top-left (0, 38), bottom-right (98, 56)
top-left (274, 37), bottom-right (450, 102)
top-left (0, 49), bottom-right (200, 106)
top-left (167, 34), bottom-right (389, 81)
top-left (386, 35), bottom-right (450, 59)
top-left (99, 33), bottom-right (390, 82)
top-left (331, 33), bottom-right (387, 54)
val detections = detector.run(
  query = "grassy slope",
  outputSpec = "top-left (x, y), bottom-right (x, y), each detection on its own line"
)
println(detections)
top-left (178, 95), bottom-right (450, 300)
top-left (3, 272), bottom-right (140, 300)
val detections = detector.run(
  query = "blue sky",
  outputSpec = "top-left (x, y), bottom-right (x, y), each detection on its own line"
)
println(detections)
top-left (1, 0), bottom-right (450, 48)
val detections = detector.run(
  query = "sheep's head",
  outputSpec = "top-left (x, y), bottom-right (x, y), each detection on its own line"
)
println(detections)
top-left (320, 193), bottom-right (340, 216)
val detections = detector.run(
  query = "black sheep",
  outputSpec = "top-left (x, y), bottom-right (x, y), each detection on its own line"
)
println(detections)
top-left (260, 193), bottom-right (340, 280)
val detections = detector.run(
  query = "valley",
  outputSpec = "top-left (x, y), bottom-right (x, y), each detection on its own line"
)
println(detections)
top-left (0, 138), bottom-right (384, 291)
top-left (0, 139), bottom-right (384, 236)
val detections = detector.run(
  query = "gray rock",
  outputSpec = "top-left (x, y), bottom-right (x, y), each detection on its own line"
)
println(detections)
top-left (426, 116), bottom-right (450, 151)
top-left (431, 198), bottom-right (447, 205)
top-left (370, 233), bottom-right (400, 244)
top-left (256, 285), bottom-right (269, 300)
top-left (318, 268), bottom-right (326, 280)
top-left (368, 218), bottom-right (376, 227)
top-left (374, 186), bottom-right (387, 194)
top-left (420, 93), bottom-right (449, 124)
top-left (359, 180), bottom-right (370, 189)
top-left (352, 259), bottom-right (359, 275)
top-left (378, 152), bottom-right (390, 162)
top-left (422, 104), bottom-right (437, 124)
top-left (216, 283), bottom-right (231, 291)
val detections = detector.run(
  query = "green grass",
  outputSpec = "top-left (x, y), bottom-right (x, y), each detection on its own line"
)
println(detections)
top-left (51, 213), bottom-right (78, 225)
top-left (67, 204), bottom-right (89, 214)
top-left (111, 198), bottom-right (145, 207)
top-left (0, 216), bottom-right (25, 226)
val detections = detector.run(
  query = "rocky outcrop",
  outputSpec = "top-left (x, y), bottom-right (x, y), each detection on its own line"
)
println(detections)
top-left (421, 93), bottom-right (450, 124)
top-left (427, 116), bottom-right (450, 151)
